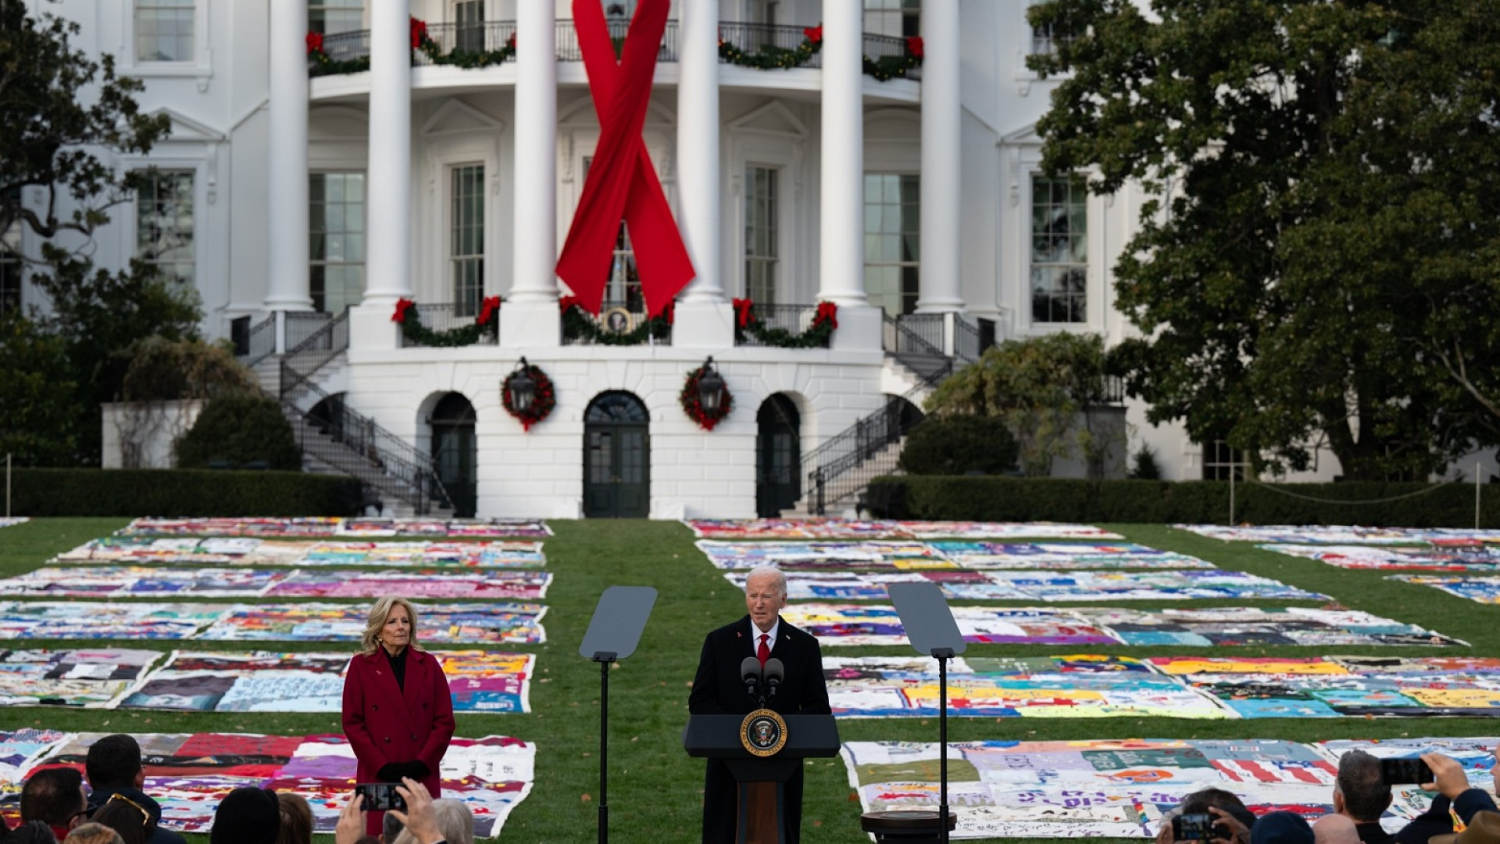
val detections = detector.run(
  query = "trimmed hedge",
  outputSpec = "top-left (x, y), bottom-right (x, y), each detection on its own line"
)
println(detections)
top-left (864, 475), bottom-right (1500, 527)
top-left (897, 415), bottom-right (1019, 476)
top-left (8, 468), bottom-right (363, 517)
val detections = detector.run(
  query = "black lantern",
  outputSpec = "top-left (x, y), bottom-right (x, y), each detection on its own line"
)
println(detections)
top-left (507, 357), bottom-right (536, 415)
top-left (697, 356), bottom-right (726, 414)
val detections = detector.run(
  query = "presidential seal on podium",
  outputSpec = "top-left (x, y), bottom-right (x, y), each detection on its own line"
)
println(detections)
top-left (739, 708), bottom-right (788, 757)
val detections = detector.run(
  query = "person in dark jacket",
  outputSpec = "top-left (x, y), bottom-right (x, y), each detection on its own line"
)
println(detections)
top-left (688, 567), bottom-right (831, 844)
top-left (1332, 750), bottom-right (1394, 844)
top-left (84, 735), bottom-right (187, 844)
top-left (1394, 750), bottom-right (1500, 844)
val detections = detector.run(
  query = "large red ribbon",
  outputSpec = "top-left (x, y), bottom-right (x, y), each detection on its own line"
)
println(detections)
top-left (554, 0), bottom-right (695, 317)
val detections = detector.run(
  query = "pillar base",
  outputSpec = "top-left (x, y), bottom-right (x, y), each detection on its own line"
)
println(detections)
top-left (500, 298), bottom-right (562, 349)
top-left (829, 302), bottom-right (883, 353)
top-left (350, 300), bottom-right (403, 351)
top-left (669, 299), bottom-right (734, 348)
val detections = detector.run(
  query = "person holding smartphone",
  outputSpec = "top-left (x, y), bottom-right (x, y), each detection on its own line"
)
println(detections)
top-left (342, 597), bottom-right (455, 835)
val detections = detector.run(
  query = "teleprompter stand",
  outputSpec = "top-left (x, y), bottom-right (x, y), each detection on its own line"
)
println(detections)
top-left (858, 582), bottom-right (963, 844)
top-left (579, 585), bottom-right (658, 844)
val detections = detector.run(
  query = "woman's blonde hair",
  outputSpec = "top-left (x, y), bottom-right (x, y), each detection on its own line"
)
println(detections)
top-left (65, 824), bottom-right (125, 844)
top-left (359, 596), bottom-right (420, 654)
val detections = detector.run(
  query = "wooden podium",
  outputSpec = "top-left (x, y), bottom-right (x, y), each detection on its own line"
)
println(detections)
top-left (683, 713), bottom-right (840, 844)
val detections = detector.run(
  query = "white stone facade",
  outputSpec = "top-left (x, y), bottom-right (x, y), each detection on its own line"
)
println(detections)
top-left (29, 0), bottom-right (1487, 516)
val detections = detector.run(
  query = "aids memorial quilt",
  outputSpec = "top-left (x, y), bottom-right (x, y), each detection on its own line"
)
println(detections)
top-left (684, 519), bottom-right (1123, 540)
top-left (952, 569), bottom-right (1324, 602)
top-left (927, 541), bottom-right (1213, 570)
top-left (697, 540), bottom-right (952, 571)
top-left (1069, 606), bottom-right (1462, 647)
top-left (0, 566), bottom-right (291, 597)
top-left (0, 602), bottom-right (228, 640)
top-left (0, 518), bottom-right (28, 529)
top-left (1389, 575), bottom-right (1500, 604)
top-left (198, 602), bottom-right (547, 644)
top-left (0, 729), bottom-right (69, 781)
top-left (1, 732), bottom-right (534, 836)
top-left (55, 538), bottom-right (547, 569)
top-left (824, 655), bottom-right (1227, 719)
top-left (1263, 544), bottom-right (1500, 572)
top-left (782, 603), bottom-right (1459, 648)
top-left (1175, 524), bottom-right (1500, 545)
top-left (265, 569), bottom-right (553, 600)
top-left (117, 517), bottom-right (551, 538)
top-left (778, 604), bottom-right (1117, 647)
top-left (725, 571), bottom-right (1008, 601)
top-left (841, 738), bottom-right (1348, 839)
top-left (118, 650), bottom-right (534, 713)
top-left (0, 649), bottom-right (160, 707)
top-left (1149, 656), bottom-right (1500, 717)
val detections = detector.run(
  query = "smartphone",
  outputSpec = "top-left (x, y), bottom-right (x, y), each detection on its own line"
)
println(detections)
top-left (353, 783), bottom-right (406, 813)
top-left (1380, 757), bottom-right (1434, 785)
top-left (1172, 812), bottom-right (1222, 840)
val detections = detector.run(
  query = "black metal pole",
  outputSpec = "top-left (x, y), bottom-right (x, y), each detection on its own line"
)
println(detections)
top-left (599, 657), bottom-right (609, 844)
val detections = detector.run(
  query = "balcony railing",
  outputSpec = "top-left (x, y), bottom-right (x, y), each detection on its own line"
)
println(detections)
top-left (311, 21), bottom-right (917, 79)
top-left (562, 299), bottom-right (672, 346)
top-left (734, 303), bottom-right (828, 347)
top-left (398, 302), bottom-right (500, 347)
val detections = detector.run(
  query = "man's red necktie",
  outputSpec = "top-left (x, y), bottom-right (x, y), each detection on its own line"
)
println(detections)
top-left (757, 634), bottom-right (770, 667)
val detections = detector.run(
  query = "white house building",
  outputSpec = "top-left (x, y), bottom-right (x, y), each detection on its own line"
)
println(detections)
top-left (12, 0), bottom-right (1407, 518)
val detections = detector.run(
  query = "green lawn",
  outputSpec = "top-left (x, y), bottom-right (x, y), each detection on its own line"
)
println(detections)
top-left (0, 518), bottom-right (1495, 842)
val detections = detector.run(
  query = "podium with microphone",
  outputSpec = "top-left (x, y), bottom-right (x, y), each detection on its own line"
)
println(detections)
top-left (683, 654), bottom-right (839, 843)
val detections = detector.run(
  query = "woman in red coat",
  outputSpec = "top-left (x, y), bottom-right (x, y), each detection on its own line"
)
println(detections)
top-left (341, 596), bottom-right (455, 835)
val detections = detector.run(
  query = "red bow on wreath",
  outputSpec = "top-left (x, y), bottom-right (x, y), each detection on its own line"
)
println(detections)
top-left (812, 301), bottom-right (838, 329)
top-left (476, 295), bottom-right (502, 326)
top-left (410, 16), bottom-right (429, 49)
top-left (558, 295), bottom-right (582, 313)
top-left (905, 35), bottom-right (924, 58)
top-left (306, 32), bottom-right (324, 55)
top-left (731, 298), bottom-right (755, 328)
top-left (391, 298), bottom-right (416, 323)
top-left (803, 25), bottom-right (823, 44)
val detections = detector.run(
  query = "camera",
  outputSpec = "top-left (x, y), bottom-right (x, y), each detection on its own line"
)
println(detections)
top-left (1379, 757), bottom-right (1434, 785)
top-left (353, 783), bottom-right (406, 812)
top-left (1172, 812), bottom-right (1224, 841)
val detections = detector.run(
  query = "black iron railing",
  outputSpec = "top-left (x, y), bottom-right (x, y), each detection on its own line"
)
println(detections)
top-left (716, 22), bottom-right (823, 68)
top-left (735, 303), bottom-right (826, 347)
top-left (954, 316), bottom-right (983, 363)
top-left (285, 311), bottom-right (337, 353)
top-left (415, 21), bottom-right (519, 63)
top-left (398, 302), bottom-right (500, 347)
top-left (555, 18), bottom-right (678, 61)
top-left (561, 299), bottom-right (672, 346)
top-left (237, 314), bottom-right (277, 368)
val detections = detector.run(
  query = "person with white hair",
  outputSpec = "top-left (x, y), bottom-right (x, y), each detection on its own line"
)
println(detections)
top-left (688, 565), bottom-right (830, 843)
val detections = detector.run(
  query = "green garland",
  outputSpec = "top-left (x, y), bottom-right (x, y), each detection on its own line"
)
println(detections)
top-left (718, 34), bottom-right (822, 70)
top-left (737, 319), bottom-right (835, 348)
top-left (418, 33), bottom-right (518, 69)
top-left (308, 54), bottom-right (370, 78)
top-left (863, 52), bottom-right (922, 81)
top-left (393, 299), bottom-right (499, 347)
top-left (561, 303), bottom-right (671, 346)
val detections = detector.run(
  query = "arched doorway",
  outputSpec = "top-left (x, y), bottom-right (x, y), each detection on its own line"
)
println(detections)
top-left (583, 391), bottom-right (650, 518)
top-left (756, 394), bottom-right (801, 517)
top-left (430, 393), bottom-right (477, 518)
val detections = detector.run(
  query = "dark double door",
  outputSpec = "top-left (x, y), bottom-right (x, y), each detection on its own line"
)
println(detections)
top-left (756, 395), bottom-right (801, 517)
top-left (583, 392), bottom-right (649, 518)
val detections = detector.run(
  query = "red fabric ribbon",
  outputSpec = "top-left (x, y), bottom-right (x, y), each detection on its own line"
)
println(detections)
top-left (558, 295), bottom-right (582, 313)
top-left (476, 295), bottom-right (502, 326)
top-left (803, 25), bottom-right (823, 44)
top-left (306, 32), bottom-right (324, 55)
top-left (410, 17), bottom-right (428, 49)
top-left (555, 0), bottom-right (695, 317)
top-left (905, 35), bottom-right (924, 58)
top-left (391, 298), bottom-right (415, 323)
top-left (731, 297), bottom-right (754, 328)
top-left (813, 301), bottom-right (838, 329)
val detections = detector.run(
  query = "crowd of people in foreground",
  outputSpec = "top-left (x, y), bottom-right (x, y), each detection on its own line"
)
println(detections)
top-left (1155, 747), bottom-right (1500, 843)
top-left (0, 735), bottom-right (469, 844)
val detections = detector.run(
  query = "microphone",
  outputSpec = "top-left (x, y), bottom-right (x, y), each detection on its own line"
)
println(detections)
top-left (739, 656), bottom-right (763, 697)
top-left (762, 658), bottom-right (784, 698)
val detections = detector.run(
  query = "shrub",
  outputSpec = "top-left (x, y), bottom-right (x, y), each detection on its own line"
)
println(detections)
top-left (176, 395), bottom-right (300, 470)
top-left (898, 415), bottom-right (1019, 475)
top-left (9, 468), bottom-right (361, 516)
top-left (121, 336), bottom-right (259, 401)
top-left (1130, 445), bottom-right (1162, 479)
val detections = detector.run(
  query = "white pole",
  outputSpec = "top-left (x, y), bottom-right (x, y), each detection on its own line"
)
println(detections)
top-left (1476, 461), bottom-right (1482, 529)
top-left (5, 453), bottom-right (10, 518)
top-left (1228, 462), bottom-right (1236, 525)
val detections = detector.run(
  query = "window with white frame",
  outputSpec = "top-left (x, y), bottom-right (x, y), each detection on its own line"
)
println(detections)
top-left (134, 0), bottom-right (195, 62)
top-left (864, 172), bottom-right (920, 317)
top-left (744, 165), bottom-right (778, 307)
top-left (135, 169), bottom-right (195, 288)
top-left (0, 217), bottom-right (20, 315)
top-left (582, 156), bottom-right (642, 310)
top-left (1201, 440), bottom-right (1245, 481)
top-left (310, 172), bottom-right (366, 314)
top-left (450, 164), bottom-right (485, 317)
top-left (1030, 173), bottom-right (1087, 323)
top-left (863, 0), bottom-right (920, 38)
top-left (308, 0), bottom-right (363, 35)
top-left (455, 0), bottom-right (486, 53)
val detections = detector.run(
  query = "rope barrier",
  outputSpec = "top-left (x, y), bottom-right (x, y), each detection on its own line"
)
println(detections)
top-left (1240, 477), bottom-right (1460, 505)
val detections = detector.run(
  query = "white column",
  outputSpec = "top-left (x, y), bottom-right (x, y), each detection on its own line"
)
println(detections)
top-left (671, 0), bottom-right (732, 347)
top-left (819, 0), bottom-right (881, 351)
top-left (265, 0), bottom-right (312, 352)
top-left (501, 0), bottom-right (561, 347)
top-left (916, 0), bottom-right (963, 315)
top-left (351, 0), bottom-right (412, 349)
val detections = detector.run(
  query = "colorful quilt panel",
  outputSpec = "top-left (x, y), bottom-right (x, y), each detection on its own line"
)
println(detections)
top-left (684, 519), bottom-right (1123, 540)
top-left (0, 566), bottom-right (291, 597)
top-left (1261, 544), bottom-right (1500, 572)
top-left (0, 649), bottom-right (160, 707)
top-left (265, 570), bottom-right (552, 600)
top-left (117, 517), bottom-right (551, 538)
top-left (55, 538), bottom-right (547, 569)
top-left (197, 602), bottom-right (547, 644)
top-left (0, 602), bottom-right (228, 640)
top-left (1175, 524), bottom-right (1500, 546)
top-left (1390, 574), bottom-right (1500, 604)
